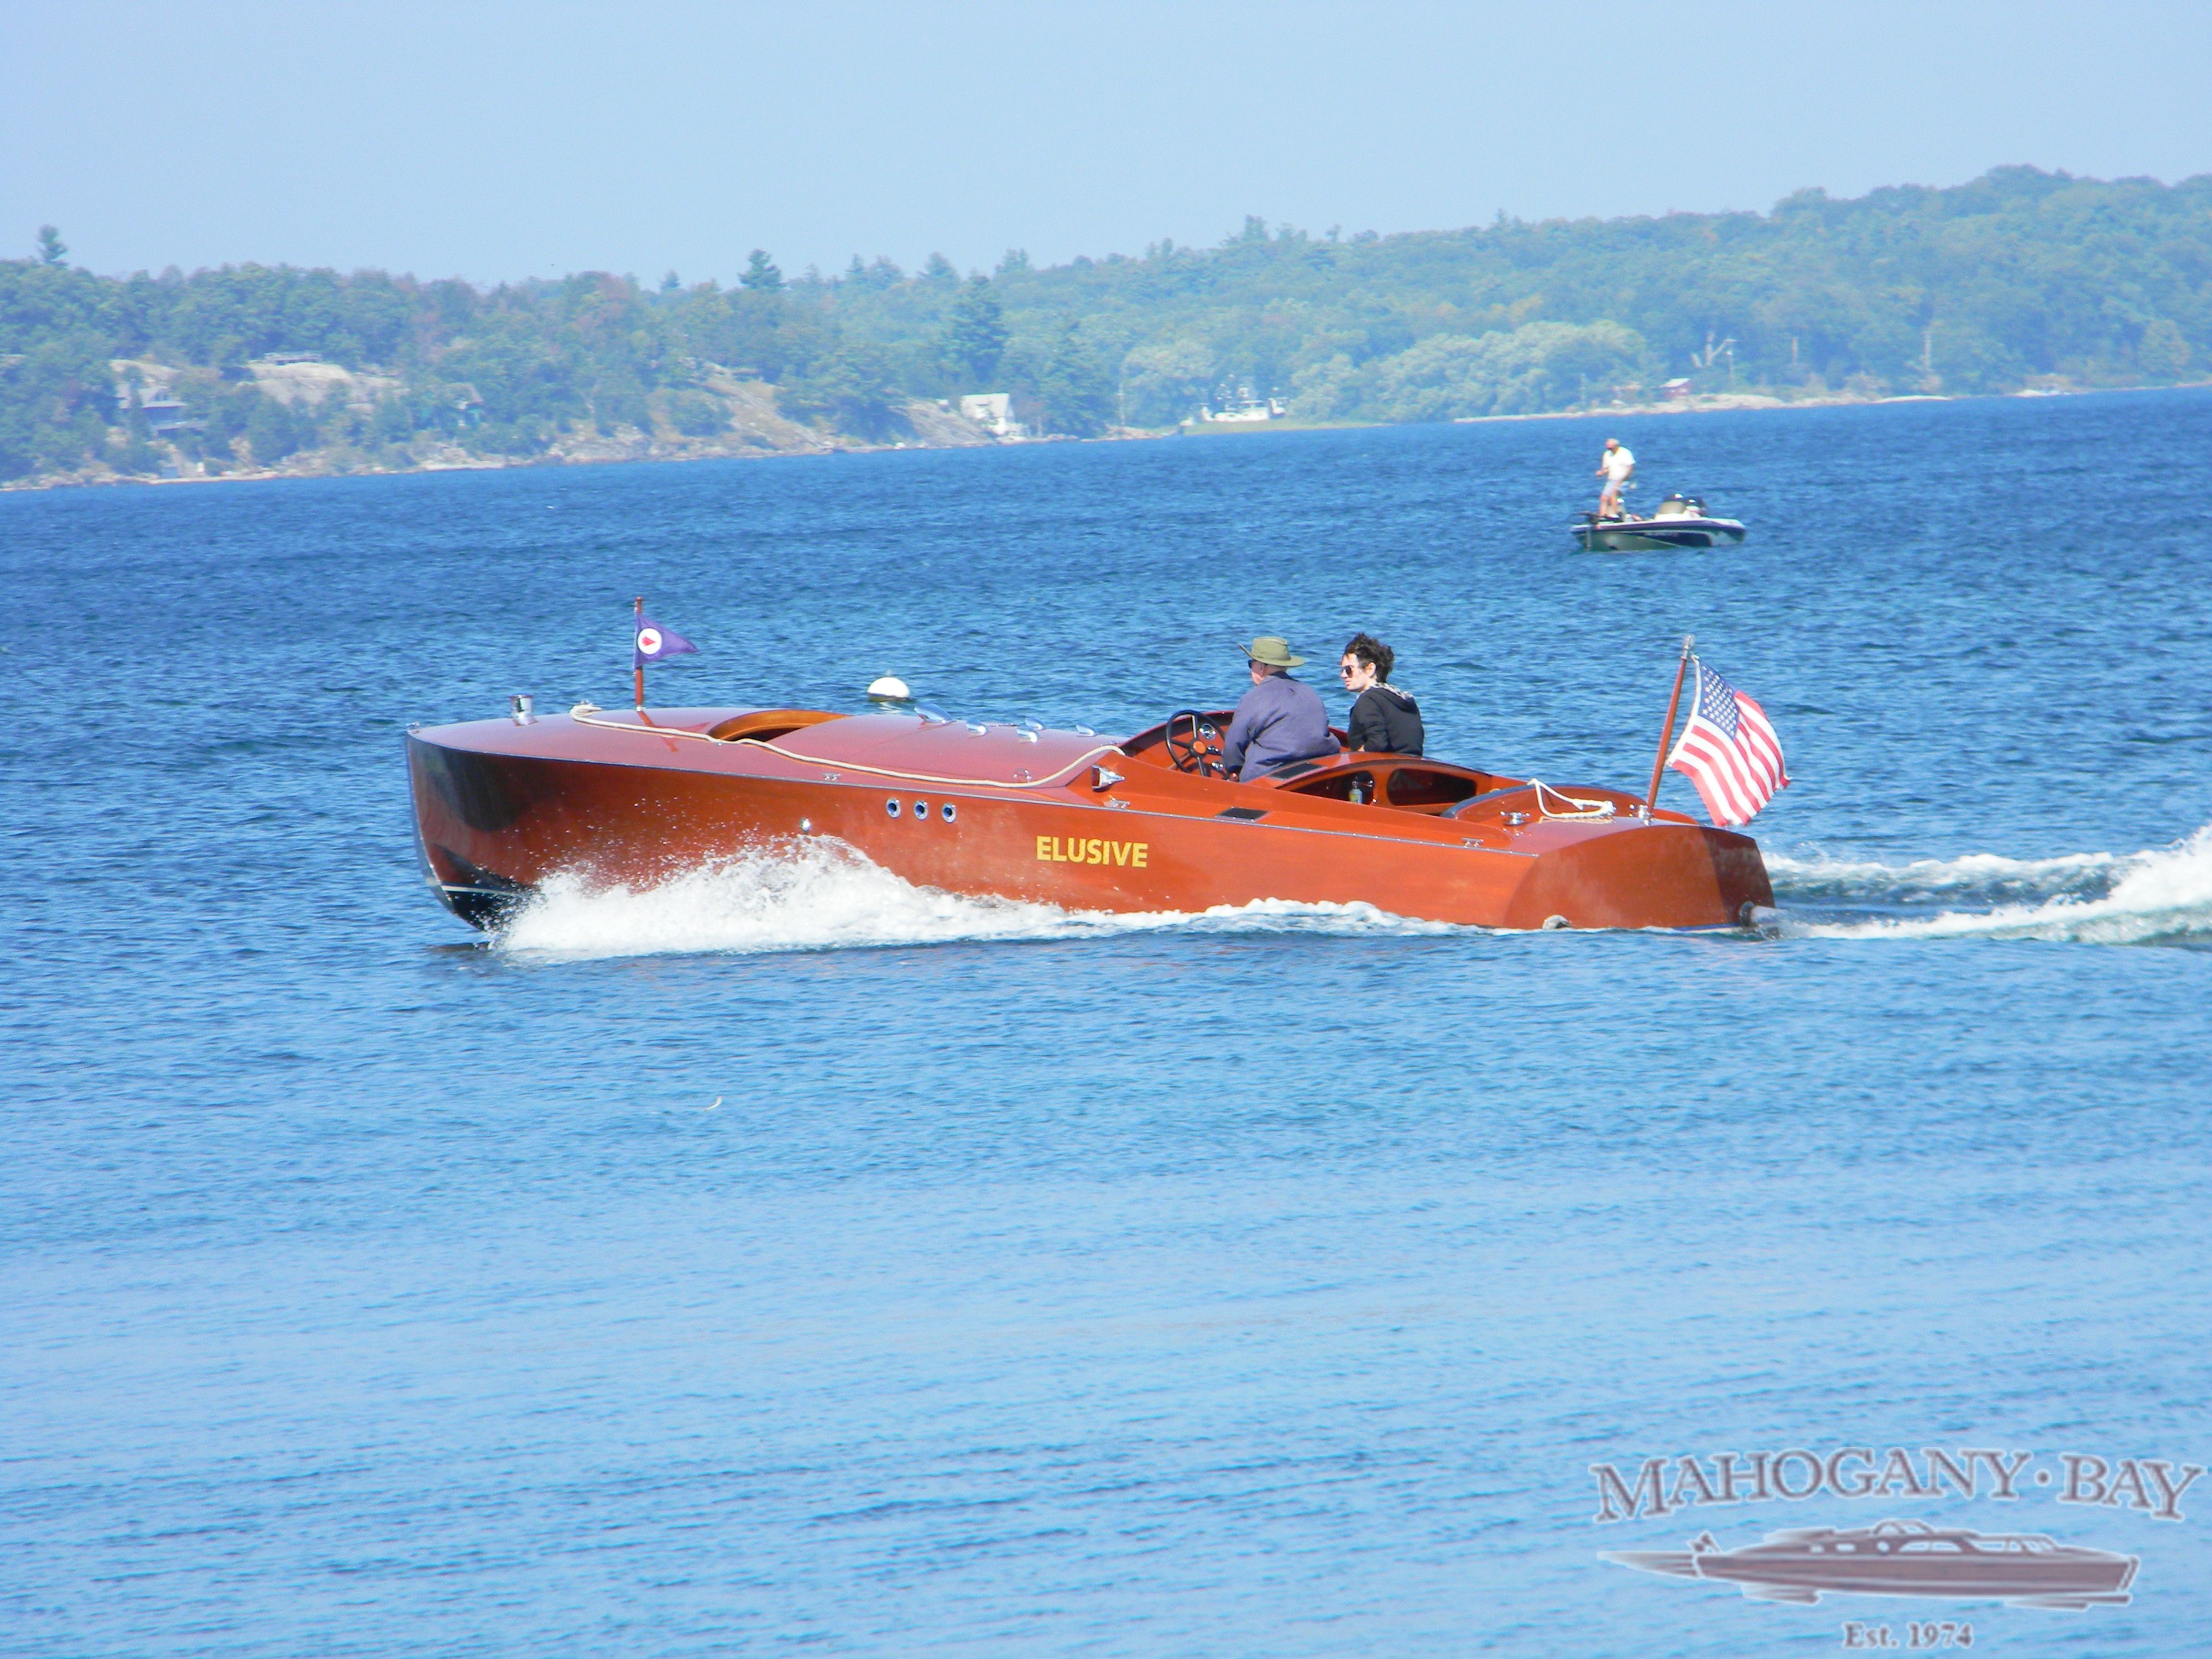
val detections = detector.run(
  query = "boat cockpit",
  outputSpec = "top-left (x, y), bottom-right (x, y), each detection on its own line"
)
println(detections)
top-left (1121, 711), bottom-right (1655, 825)
top-left (706, 707), bottom-right (848, 743)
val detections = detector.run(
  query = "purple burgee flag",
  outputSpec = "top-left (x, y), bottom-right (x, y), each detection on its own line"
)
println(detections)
top-left (633, 614), bottom-right (698, 669)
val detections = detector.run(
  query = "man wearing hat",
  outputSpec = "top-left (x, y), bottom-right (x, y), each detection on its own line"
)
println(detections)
top-left (1219, 636), bottom-right (1338, 781)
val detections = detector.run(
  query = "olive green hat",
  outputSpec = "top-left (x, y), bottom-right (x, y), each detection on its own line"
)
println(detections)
top-left (1242, 635), bottom-right (1305, 669)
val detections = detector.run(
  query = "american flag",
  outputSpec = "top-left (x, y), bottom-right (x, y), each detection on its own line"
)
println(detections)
top-left (1666, 659), bottom-right (1788, 826)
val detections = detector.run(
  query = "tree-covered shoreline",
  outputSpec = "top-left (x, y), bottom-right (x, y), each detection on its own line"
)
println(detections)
top-left (3, 166), bottom-right (2205, 485)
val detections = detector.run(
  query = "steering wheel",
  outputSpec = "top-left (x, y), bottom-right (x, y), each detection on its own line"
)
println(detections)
top-left (1163, 709), bottom-right (1226, 777)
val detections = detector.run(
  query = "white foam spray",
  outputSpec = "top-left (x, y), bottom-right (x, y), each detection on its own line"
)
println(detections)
top-left (492, 839), bottom-right (1452, 962)
top-left (1770, 824), bottom-right (2212, 946)
top-left (489, 825), bottom-right (2212, 961)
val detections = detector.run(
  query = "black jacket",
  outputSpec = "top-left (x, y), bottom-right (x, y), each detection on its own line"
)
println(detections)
top-left (1347, 683), bottom-right (1424, 755)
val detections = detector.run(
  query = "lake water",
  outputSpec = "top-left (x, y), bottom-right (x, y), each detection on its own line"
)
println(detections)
top-left (5, 393), bottom-right (2210, 1658)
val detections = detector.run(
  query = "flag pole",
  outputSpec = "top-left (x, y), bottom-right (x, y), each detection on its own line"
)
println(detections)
top-left (633, 596), bottom-right (645, 712)
top-left (1645, 634), bottom-right (1695, 812)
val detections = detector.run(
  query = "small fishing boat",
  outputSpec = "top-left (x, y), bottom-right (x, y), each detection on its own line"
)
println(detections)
top-left (406, 698), bottom-right (1772, 933)
top-left (1573, 493), bottom-right (1748, 552)
top-left (1606, 1520), bottom-right (2137, 1609)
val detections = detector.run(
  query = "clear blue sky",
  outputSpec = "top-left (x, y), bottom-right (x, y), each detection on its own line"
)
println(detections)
top-left (7, 0), bottom-right (2211, 285)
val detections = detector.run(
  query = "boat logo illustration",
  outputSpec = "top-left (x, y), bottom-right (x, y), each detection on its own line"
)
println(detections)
top-left (1603, 1518), bottom-right (2138, 1610)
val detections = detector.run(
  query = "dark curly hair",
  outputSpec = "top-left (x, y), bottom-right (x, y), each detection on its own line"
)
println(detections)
top-left (1341, 632), bottom-right (1395, 683)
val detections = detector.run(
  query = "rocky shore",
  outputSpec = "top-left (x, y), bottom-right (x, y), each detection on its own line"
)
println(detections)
top-left (8, 371), bottom-right (2192, 494)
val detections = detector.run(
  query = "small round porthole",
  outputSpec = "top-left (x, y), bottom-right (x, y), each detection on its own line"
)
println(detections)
top-left (912, 800), bottom-right (928, 820)
top-left (885, 799), bottom-right (901, 817)
top-left (940, 802), bottom-right (956, 822)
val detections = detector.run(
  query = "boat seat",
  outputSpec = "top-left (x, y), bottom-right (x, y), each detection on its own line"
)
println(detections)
top-left (1277, 760), bottom-right (1504, 811)
top-left (708, 708), bottom-right (847, 743)
top-left (1383, 765), bottom-right (1488, 812)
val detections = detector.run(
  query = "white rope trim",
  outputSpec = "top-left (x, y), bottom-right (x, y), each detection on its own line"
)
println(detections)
top-left (566, 703), bottom-right (1120, 792)
top-left (1527, 779), bottom-right (1618, 821)
top-left (569, 703), bottom-right (720, 741)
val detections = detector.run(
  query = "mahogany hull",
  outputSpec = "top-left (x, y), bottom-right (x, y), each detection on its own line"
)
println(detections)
top-left (406, 707), bottom-right (1772, 933)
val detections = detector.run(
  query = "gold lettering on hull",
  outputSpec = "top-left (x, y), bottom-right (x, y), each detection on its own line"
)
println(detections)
top-left (1036, 834), bottom-right (1148, 868)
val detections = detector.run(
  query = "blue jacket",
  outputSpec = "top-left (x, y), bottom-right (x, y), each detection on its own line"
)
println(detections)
top-left (1220, 672), bottom-right (1337, 780)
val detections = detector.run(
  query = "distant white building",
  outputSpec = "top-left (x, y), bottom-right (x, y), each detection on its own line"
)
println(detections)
top-left (958, 393), bottom-right (1024, 439)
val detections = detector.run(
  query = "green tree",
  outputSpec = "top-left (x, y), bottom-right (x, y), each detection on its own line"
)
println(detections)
top-left (1034, 325), bottom-right (1115, 436)
top-left (687, 285), bottom-right (808, 379)
top-left (1288, 353), bottom-right (1363, 421)
top-left (370, 396), bottom-right (415, 446)
top-left (779, 340), bottom-right (906, 439)
top-left (244, 393), bottom-right (303, 463)
top-left (35, 226), bottom-right (66, 266)
top-left (843, 255), bottom-right (902, 291)
top-left (1122, 337), bottom-right (1214, 425)
top-left (1370, 322), bottom-right (1650, 421)
top-left (943, 277), bottom-right (1008, 385)
top-left (740, 249), bottom-right (784, 292)
top-left (2139, 318), bottom-right (2190, 380)
top-left (662, 389), bottom-right (728, 436)
top-left (0, 258), bottom-right (118, 477)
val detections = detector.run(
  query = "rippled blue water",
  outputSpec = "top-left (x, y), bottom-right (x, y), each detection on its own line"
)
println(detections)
top-left (6, 393), bottom-right (2211, 1658)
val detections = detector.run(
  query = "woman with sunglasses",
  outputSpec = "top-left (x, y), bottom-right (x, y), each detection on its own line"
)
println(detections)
top-left (1340, 633), bottom-right (1424, 755)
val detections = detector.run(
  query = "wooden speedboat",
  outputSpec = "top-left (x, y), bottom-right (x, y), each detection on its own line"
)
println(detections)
top-left (405, 701), bottom-right (1772, 932)
top-left (1574, 493), bottom-right (1747, 552)
top-left (1608, 1520), bottom-right (2136, 1609)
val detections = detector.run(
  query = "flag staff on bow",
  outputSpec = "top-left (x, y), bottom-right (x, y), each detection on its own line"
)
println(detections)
top-left (630, 598), bottom-right (700, 711)
top-left (1645, 634), bottom-right (1694, 812)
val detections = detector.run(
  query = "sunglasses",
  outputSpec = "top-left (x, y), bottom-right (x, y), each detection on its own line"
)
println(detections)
top-left (1339, 664), bottom-right (1361, 677)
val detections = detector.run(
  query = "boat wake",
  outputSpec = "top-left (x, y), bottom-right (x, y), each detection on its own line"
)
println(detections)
top-left (1768, 823), bottom-right (2212, 947)
top-left (485, 827), bottom-right (2212, 959)
top-left (491, 840), bottom-right (1451, 962)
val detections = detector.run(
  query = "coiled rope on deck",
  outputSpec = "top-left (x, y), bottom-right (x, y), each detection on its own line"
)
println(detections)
top-left (1528, 780), bottom-right (1618, 821)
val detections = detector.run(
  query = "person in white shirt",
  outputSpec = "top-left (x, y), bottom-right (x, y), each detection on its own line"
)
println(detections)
top-left (1595, 438), bottom-right (1635, 518)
